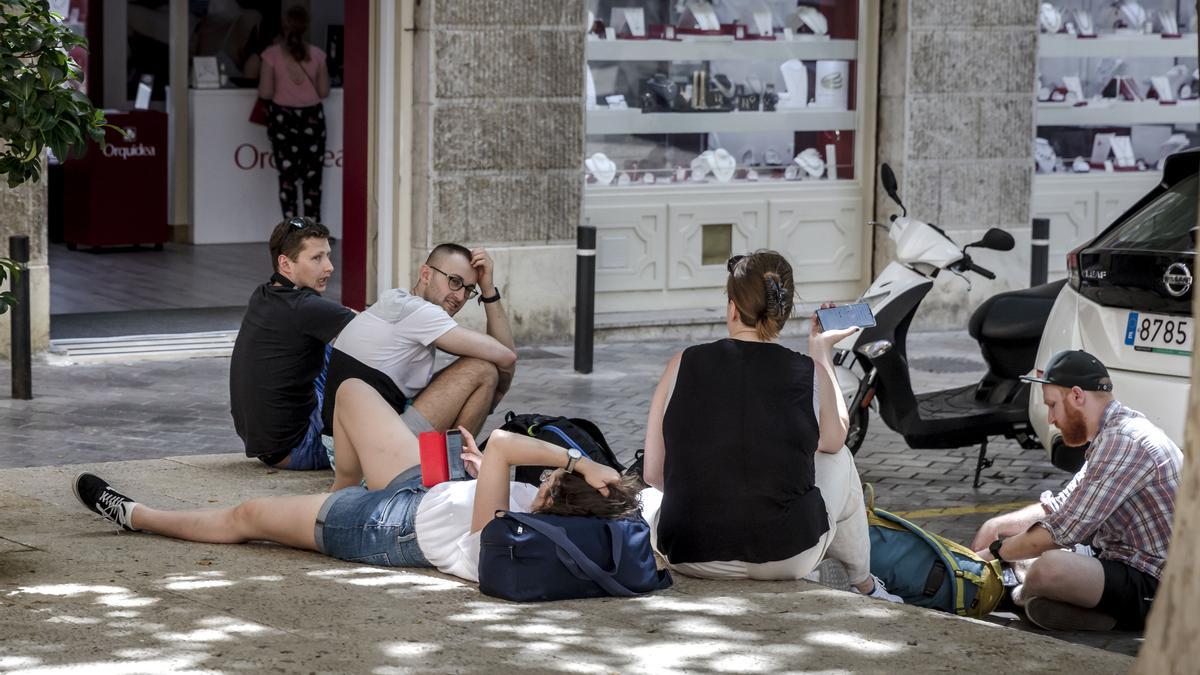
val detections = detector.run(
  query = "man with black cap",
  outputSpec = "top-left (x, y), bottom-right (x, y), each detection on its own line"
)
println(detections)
top-left (970, 349), bottom-right (1181, 632)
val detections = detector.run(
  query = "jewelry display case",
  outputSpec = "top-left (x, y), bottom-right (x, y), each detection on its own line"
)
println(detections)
top-left (583, 1), bottom-right (877, 314)
top-left (1032, 0), bottom-right (1199, 278)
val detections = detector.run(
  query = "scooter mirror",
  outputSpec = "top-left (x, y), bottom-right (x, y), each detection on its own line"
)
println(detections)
top-left (855, 339), bottom-right (893, 359)
top-left (969, 228), bottom-right (1015, 252)
top-left (879, 164), bottom-right (905, 216)
top-left (880, 163), bottom-right (900, 202)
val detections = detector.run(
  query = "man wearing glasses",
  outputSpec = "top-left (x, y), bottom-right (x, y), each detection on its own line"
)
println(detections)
top-left (230, 218), bottom-right (355, 471)
top-left (320, 243), bottom-right (517, 453)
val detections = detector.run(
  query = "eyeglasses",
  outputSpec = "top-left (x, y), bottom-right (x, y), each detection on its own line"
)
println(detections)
top-left (539, 469), bottom-right (556, 483)
top-left (726, 254), bottom-right (746, 273)
top-left (287, 217), bottom-right (307, 230)
top-left (427, 265), bottom-right (479, 299)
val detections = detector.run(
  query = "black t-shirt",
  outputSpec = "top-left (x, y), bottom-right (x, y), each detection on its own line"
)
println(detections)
top-left (657, 339), bottom-right (830, 565)
top-left (229, 281), bottom-right (354, 458)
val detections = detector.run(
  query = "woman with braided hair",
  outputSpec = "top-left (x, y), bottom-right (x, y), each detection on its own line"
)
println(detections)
top-left (638, 249), bottom-right (901, 601)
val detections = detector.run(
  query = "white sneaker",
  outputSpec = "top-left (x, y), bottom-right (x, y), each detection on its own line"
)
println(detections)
top-left (858, 574), bottom-right (904, 603)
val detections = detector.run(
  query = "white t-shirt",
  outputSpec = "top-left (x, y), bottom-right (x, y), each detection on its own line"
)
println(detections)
top-left (334, 289), bottom-right (458, 397)
top-left (414, 480), bottom-right (539, 582)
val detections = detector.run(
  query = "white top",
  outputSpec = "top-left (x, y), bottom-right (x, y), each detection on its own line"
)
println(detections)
top-left (414, 480), bottom-right (539, 582)
top-left (334, 289), bottom-right (457, 397)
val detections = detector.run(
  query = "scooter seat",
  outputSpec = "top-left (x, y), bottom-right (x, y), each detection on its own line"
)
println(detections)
top-left (968, 279), bottom-right (1066, 343)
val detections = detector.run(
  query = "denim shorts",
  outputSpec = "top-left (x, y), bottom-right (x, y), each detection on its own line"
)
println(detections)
top-left (314, 465), bottom-right (432, 567)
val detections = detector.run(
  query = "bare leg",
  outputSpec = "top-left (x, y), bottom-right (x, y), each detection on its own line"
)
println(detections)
top-left (1013, 549), bottom-right (1106, 608)
top-left (130, 493), bottom-right (329, 551)
top-left (330, 378), bottom-right (421, 491)
top-left (411, 357), bottom-right (499, 435)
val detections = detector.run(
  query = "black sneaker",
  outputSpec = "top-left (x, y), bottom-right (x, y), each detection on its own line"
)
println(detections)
top-left (73, 473), bottom-right (137, 531)
top-left (1024, 596), bottom-right (1117, 631)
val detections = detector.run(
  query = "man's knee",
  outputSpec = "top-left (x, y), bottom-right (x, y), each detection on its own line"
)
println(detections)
top-left (454, 357), bottom-right (500, 389)
top-left (1024, 550), bottom-right (1073, 594)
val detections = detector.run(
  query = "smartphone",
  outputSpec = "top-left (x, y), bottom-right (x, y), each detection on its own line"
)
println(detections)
top-left (418, 431), bottom-right (448, 487)
top-left (444, 429), bottom-right (467, 481)
top-left (816, 303), bottom-right (876, 331)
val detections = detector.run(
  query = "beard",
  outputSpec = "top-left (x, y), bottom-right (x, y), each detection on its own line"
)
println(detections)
top-left (1057, 403), bottom-right (1089, 446)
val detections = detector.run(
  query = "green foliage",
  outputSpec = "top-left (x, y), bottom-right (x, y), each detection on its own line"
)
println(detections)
top-left (0, 0), bottom-right (110, 188)
top-left (0, 257), bottom-right (18, 315)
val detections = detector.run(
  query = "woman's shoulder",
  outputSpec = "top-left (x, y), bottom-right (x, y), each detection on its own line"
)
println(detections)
top-left (261, 44), bottom-right (281, 61)
top-left (308, 45), bottom-right (327, 61)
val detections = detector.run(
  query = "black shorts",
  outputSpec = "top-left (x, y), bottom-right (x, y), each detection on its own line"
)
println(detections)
top-left (1095, 558), bottom-right (1159, 631)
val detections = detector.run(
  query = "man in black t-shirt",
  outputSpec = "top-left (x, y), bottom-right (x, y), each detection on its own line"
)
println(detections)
top-left (229, 218), bottom-right (355, 470)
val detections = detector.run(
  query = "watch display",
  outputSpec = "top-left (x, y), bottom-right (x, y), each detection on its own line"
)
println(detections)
top-left (1034, 0), bottom-right (1199, 176)
top-left (584, 0), bottom-right (861, 186)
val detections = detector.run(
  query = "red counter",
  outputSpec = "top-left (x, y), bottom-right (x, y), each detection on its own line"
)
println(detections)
top-left (63, 110), bottom-right (169, 249)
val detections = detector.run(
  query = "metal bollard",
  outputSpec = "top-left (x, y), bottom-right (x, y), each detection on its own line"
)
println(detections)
top-left (573, 225), bottom-right (597, 374)
top-left (9, 236), bottom-right (31, 400)
top-left (1030, 218), bottom-right (1049, 287)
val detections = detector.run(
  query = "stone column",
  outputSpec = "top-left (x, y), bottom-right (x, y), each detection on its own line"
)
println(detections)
top-left (875, 0), bottom-right (1037, 329)
top-left (411, 0), bottom-right (586, 341)
top-left (0, 164), bottom-right (50, 359)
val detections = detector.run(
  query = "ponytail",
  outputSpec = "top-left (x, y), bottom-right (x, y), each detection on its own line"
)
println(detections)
top-left (283, 6), bottom-right (311, 63)
top-left (726, 250), bottom-right (795, 341)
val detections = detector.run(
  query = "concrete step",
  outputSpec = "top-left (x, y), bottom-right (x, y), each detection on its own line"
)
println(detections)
top-left (48, 330), bottom-right (237, 364)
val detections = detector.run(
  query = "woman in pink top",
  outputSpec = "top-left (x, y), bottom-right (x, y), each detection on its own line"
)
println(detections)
top-left (258, 6), bottom-right (331, 221)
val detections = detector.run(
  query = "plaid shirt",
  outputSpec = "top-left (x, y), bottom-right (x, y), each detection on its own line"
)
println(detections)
top-left (1038, 400), bottom-right (1182, 579)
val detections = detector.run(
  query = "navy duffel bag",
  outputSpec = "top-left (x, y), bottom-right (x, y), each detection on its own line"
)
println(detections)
top-left (479, 511), bottom-right (672, 602)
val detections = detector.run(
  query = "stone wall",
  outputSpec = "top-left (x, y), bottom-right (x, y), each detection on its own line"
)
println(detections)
top-left (875, 0), bottom-right (1038, 330)
top-left (410, 0), bottom-right (586, 341)
top-left (0, 162), bottom-right (50, 359)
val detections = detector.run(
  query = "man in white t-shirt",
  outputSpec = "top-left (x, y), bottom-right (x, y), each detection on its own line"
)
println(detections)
top-left (321, 243), bottom-right (517, 444)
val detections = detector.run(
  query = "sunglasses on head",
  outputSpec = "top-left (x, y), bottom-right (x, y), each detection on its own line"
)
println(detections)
top-left (726, 254), bottom-right (745, 273)
top-left (288, 217), bottom-right (309, 230)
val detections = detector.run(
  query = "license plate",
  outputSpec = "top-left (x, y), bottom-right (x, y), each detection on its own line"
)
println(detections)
top-left (1124, 312), bottom-right (1194, 356)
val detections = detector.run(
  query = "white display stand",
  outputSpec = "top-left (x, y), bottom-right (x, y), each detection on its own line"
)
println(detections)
top-left (1031, 172), bottom-right (1161, 278)
top-left (189, 88), bottom-right (344, 244)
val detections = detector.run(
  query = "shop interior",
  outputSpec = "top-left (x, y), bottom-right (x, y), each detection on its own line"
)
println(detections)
top-left (49, 0), bottom-right (347, 339)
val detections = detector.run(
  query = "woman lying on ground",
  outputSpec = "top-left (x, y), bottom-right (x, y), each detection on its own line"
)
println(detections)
top-left (638, 249), bottom-right (901, 602)
top-left (73, 379), bottom-right (637, 581)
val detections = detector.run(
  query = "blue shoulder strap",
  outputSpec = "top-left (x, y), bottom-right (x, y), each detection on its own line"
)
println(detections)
top-left (504, 513), bottom-right (635, 596)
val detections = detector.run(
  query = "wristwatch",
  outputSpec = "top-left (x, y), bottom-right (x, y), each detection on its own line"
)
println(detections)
top-left (564, 448), bottom-right (582, 474)
top-left (479, 288), bottom-right (502, 304)
top-left (989, 538), bottom-right (1007, 563)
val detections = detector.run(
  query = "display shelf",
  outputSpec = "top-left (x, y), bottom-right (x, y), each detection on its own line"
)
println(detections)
top-left (586, 108), bottom-right (856, 135)
top-left (586, 37), bottom-right (858, 62)
top-left (1033, 169), bottom-right (1162, 182)
top-left (1036, 100), bottom-right (1200, 126)
top-left (1038, 33), bottom-right (1200, 59)
top-left (586, 176), bottom-right (851, 193)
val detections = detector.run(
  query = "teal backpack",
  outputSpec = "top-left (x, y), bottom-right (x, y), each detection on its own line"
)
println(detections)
top-left (864, 484), bottom-right (1004, 618)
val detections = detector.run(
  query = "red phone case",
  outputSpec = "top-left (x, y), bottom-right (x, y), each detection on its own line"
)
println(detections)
top-left (418, 431), bottom-right (448, 487)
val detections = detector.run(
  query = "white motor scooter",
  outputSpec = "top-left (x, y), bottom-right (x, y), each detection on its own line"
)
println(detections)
top-left (835, 164), bottom-right (1064, 486)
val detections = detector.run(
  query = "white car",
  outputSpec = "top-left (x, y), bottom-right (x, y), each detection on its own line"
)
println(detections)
top-left (1032, 149), bottom-right (1196, 471)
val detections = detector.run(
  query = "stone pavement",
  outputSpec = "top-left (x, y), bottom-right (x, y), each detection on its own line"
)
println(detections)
top-left (0, 331), bottom-right (1143, 664)
top-left (0, 455), bottom-right (1129, 674)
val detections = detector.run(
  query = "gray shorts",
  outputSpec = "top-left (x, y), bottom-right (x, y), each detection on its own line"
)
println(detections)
top-left (322, 401), bottom-right (434, 469)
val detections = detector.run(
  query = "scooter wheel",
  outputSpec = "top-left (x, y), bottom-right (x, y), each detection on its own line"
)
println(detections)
top-left (846, 407), bottom-right (869, 454)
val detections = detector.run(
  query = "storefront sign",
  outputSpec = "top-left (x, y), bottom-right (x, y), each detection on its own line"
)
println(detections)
top-left (190, 89), bottom-right (344, 244)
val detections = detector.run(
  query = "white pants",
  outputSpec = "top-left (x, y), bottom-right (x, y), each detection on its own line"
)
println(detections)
top-left (640, 447), bottom-right (871, 584)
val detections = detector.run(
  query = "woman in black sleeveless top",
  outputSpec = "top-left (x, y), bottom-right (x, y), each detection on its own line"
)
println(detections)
top-left (639, 250), bottom-right (900, 601)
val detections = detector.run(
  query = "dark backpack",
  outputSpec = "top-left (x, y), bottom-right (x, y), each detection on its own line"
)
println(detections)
top-left (483, 412), bottom-right (625, 485)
